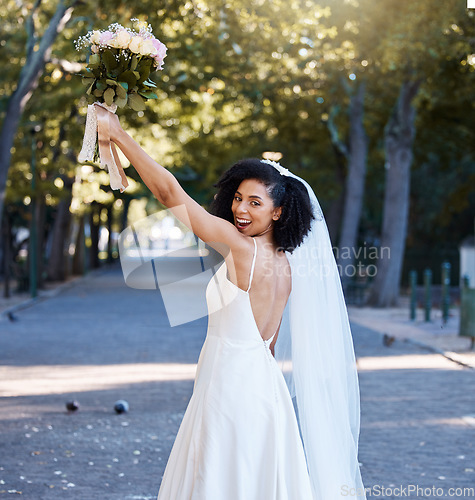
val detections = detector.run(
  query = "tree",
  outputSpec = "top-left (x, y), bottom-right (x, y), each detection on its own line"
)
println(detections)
top-left (325, 81), bottom-right (368, 284)
top-left (367, 79), bottom-right (420, 305)
top-left (0, 0), bottom-right (78, 251)
top-left (363, 0), bottom-right (470, 305)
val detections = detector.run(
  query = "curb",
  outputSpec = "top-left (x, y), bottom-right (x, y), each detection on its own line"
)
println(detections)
top-left (402, 337), bottom-right (475, 370)
top-left (0, 263), bottom-right (117, 321)
top-left (351, 318), bottom-right (475, 371)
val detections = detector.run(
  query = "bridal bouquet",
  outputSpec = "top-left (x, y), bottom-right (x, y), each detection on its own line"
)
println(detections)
top-left (75, 20), bottom-right (167, 192)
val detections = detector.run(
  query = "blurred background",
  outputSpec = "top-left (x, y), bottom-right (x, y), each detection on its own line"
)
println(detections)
top-left (1, 0), bottom-right (474, 311)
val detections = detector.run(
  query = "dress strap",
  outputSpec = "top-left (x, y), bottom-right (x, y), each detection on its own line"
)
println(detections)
top-left (246, 238), bottom-right (258, 293)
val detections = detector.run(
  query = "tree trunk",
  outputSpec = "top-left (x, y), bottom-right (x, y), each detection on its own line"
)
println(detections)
top-left (367, 79), bottom-right (421, 307)
top-left (36, 196), bottom-right (47, 289)
top-left (46, 176), bottom-right (74, 281)
top-left (0, 1), bottom-right (76, 250)
top-left (89, 203), bottom-right (101, 269)
top-left (120, 198), bottom-right (131, 233)
top-left (26, 194), bottom-right (47, 293)
top-left (107, 204), bottom-right (114, 263)
top-left (337, 83), bottom-right (368, 285)
top-left (2, 209), bottom-right (12, 298)
top-left (324, 104), bottom-right (348, 246)
top-left (72, 215), bottom-right (87, 275)
top-left (46, 105), bottom-right (77, 281)
top-left (326, 148), bottom-right (346, 246)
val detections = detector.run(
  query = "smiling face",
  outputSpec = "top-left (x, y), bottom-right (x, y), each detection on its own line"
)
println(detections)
top-left (231, 178), bottom-right (282, 236)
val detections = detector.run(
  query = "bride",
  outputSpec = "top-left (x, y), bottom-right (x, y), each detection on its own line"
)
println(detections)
top-left (95, 105), bottom-right (366, 500)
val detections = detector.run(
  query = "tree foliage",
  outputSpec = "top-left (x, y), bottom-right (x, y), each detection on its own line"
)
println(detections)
top-left (0, 0), bottom-right (474, 302)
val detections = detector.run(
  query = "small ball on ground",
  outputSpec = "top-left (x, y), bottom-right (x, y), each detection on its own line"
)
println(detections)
top-left (66, 400), bottom-right (79, 412)
top-left (114, 400), bottom-right (129, 414)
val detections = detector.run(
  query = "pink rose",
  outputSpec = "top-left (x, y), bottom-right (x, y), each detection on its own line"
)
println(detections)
top-left (153, 40), bottom-right (167, 56)
top-left (99, 31), bottom-right (114, 46)
top-left (152, 39), bottom-right (167, 68)
top-left (152, 39), bottom-right (162, 50)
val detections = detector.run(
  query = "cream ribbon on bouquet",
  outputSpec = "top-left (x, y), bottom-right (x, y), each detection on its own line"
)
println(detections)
top-left (78, 102), bottom-right (129, 192)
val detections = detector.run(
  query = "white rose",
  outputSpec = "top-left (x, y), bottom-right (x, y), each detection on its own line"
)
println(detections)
top-left (91, 44), bottom-right (99, 53)
top-left (114, 30), bottom-right (132, 49)
top-left (138, 39), bottom-right (155, 57)
top-left (128, 35), bottom-right (144, 54)
top-left (90, 30), bottom-right (101, 44)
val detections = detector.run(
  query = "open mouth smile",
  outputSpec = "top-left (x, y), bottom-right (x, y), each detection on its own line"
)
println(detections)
top-left (235, 217), bottom-right (252, 230)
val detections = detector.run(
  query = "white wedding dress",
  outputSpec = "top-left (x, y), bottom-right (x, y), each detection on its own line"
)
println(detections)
top-left (157, 237), bottom-right (314, 499)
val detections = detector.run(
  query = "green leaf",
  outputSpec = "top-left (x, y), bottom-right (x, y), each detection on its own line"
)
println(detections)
top-left (86, 82), bottom-right (94, 95)
top-left (142, 78), bottom-right (158, 88)
top-left (119, 70), bottom-right (138, 89)
top-left (102, 50), bottom-right (118, 72)
top-left (118, 81), bottom-right (128, 91)
top-left (105, 79), bottom-right (117, 86)
top-left (115, 84), bottom-right (127, 99)
top-left (137, 59), bottom-right (152, 84)
top-left (128, 93), bottom-right (146, 111)
top-left (138, 91), bottom-right (158, 100)
top-left (117, 56), bottom-right (128, 75)
top-left (96, 80), bottom-right (106, 91)
top-left (103, 87), bottom-right (115, 106)
top-left (117, 53), bottom-right (127, 66)
top-left (114, 94), bottom-right (128, 108)
top-left (82, 77), bottom-right (95, 87)
top-left (88, 54), bottom-right (100, 67)
top-left (138, 71), bottom-right (151, 86)
top-left (93, 88), bottom-right (104, 98)
top-left (130, 55), bottom-right (138, 71)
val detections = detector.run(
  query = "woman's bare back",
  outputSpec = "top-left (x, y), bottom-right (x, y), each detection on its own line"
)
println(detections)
top-left (225, 236), bottom-right (291, 341)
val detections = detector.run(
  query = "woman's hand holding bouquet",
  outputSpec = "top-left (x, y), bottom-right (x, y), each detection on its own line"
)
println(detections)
top-left (75, 20), bottom-right (167, 192)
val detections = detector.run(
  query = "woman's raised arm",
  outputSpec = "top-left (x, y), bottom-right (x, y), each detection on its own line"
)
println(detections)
top-left (95, 105), bottom-right (247, 255)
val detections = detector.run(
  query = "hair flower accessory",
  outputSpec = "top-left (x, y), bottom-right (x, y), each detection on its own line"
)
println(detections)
top-left (261, 159), bottom-right (290, 177)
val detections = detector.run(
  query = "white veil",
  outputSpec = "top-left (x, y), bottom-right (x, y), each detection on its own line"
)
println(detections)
top-left (262, 160), bottom-right (367, 500)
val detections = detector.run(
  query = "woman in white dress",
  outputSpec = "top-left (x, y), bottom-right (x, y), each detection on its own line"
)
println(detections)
top-left (95, 105), bottom-right (366, 500)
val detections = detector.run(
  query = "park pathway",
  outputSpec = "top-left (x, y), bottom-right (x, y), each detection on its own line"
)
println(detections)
top-left (0, 264), bottom-right (474, 499)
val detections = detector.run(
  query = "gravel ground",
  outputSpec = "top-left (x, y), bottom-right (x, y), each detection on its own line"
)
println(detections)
top-left (1, 263), bottom-right (474, 499)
